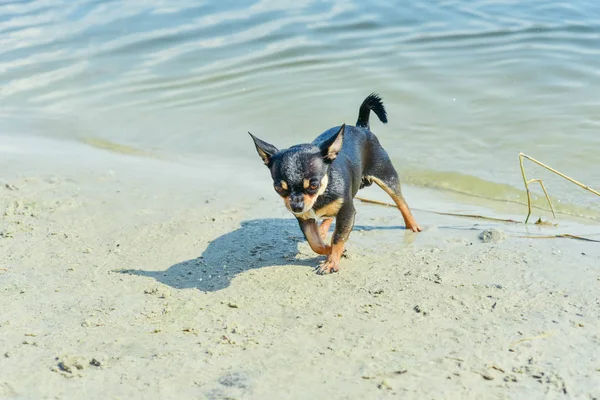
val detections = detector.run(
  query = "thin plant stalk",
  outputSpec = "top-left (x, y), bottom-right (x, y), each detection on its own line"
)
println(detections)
top-left (519, 153), bottom-right (600, 223)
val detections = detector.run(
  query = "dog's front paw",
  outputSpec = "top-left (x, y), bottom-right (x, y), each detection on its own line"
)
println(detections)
top-left (316, 258), bottom-right (339, 275)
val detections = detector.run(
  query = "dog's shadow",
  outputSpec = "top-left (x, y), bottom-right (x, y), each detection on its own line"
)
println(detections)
top-left (117, 218), bottom-right (407, 292)
top-left (117, 218), bottom-right (320, 292)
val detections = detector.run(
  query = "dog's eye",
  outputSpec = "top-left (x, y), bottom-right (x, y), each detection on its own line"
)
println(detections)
top-left (274, 186), bottom-right (286, 194)
top-left (309, 183), bottom-right (319, 191)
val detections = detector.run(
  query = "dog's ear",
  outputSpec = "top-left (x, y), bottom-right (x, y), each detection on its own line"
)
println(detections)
top-left (249, 132), bottom-right (279, 166)
top-left (319, 124), bottom-right (345, 162)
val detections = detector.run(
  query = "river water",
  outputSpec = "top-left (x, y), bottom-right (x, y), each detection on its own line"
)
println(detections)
top-left (1, 0), bottom-right (599, 217)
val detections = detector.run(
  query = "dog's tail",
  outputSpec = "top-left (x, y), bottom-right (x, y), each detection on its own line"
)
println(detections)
top-left (356, 93), bottom-right (387, 129)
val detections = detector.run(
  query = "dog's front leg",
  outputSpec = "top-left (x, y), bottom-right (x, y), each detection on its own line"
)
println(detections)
top-left (318, 218), bottom-right (333, 241)
top-left (297, 218), bottom-right (331, 255)
top-left (317, 202), bottom-right (355, 274)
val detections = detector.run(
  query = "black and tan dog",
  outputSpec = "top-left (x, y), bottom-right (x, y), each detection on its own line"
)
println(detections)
top-left (249, 94), bottom-right (421, 274)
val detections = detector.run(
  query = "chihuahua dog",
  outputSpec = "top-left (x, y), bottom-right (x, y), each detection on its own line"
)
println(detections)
top-left (249, 93), bottom-right (421, 274)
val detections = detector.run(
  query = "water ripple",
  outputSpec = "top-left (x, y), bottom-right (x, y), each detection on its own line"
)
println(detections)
top-left (1, 0), bottom-right (599, 211)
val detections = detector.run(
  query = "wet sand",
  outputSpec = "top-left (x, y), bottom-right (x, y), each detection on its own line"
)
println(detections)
top-left (1, 137), bottom-right (599, 399)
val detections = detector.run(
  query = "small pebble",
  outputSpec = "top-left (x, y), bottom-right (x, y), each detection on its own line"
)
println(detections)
top-left (90, 358), bottom-right (101, 367)
top-left (479, 228), bottom-right (506, 243)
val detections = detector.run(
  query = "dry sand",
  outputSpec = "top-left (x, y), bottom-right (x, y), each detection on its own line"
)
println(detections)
top-left (1, 136), bottom-right (599, 399)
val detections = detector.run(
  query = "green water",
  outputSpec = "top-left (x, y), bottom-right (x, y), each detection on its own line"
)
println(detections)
top-left (1, 0), bottom-right (599, 216)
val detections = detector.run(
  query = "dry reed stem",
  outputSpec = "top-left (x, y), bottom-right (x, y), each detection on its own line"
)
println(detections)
top-left (355, 196), bottom-right (600, 241)
top-left (355, 196), bottom-right (521, 224)
top-left (519, 153), bottom-right (600, 223)
top-left (509, 331), bottom-right (555, 348)
top-left (518, 234), bottom-right (600, 243)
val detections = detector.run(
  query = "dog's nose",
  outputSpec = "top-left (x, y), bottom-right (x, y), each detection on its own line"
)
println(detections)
top-left (290, 193), bottom-right (304, 213)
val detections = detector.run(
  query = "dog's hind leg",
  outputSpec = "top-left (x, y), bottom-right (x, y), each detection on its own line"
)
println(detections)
top-left (365, 146), bottom-right (421, 232)
top-left (371, 175), bottom-right (421, 232)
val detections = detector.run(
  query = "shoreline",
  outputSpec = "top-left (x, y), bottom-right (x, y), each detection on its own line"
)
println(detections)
top-left (5, 132), bottom-right (599, 223)
top-left (1, 135), bottom-right (599, 398)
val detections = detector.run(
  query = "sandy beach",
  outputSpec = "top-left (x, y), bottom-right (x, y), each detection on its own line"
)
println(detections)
top-left (3, 0), bottom-right (600, 398)
top-left (1, 136), bottom-right (599, 399)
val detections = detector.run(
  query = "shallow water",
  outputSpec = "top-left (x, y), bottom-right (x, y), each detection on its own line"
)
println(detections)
top-left (1, 0), bottom-right (599, 216)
